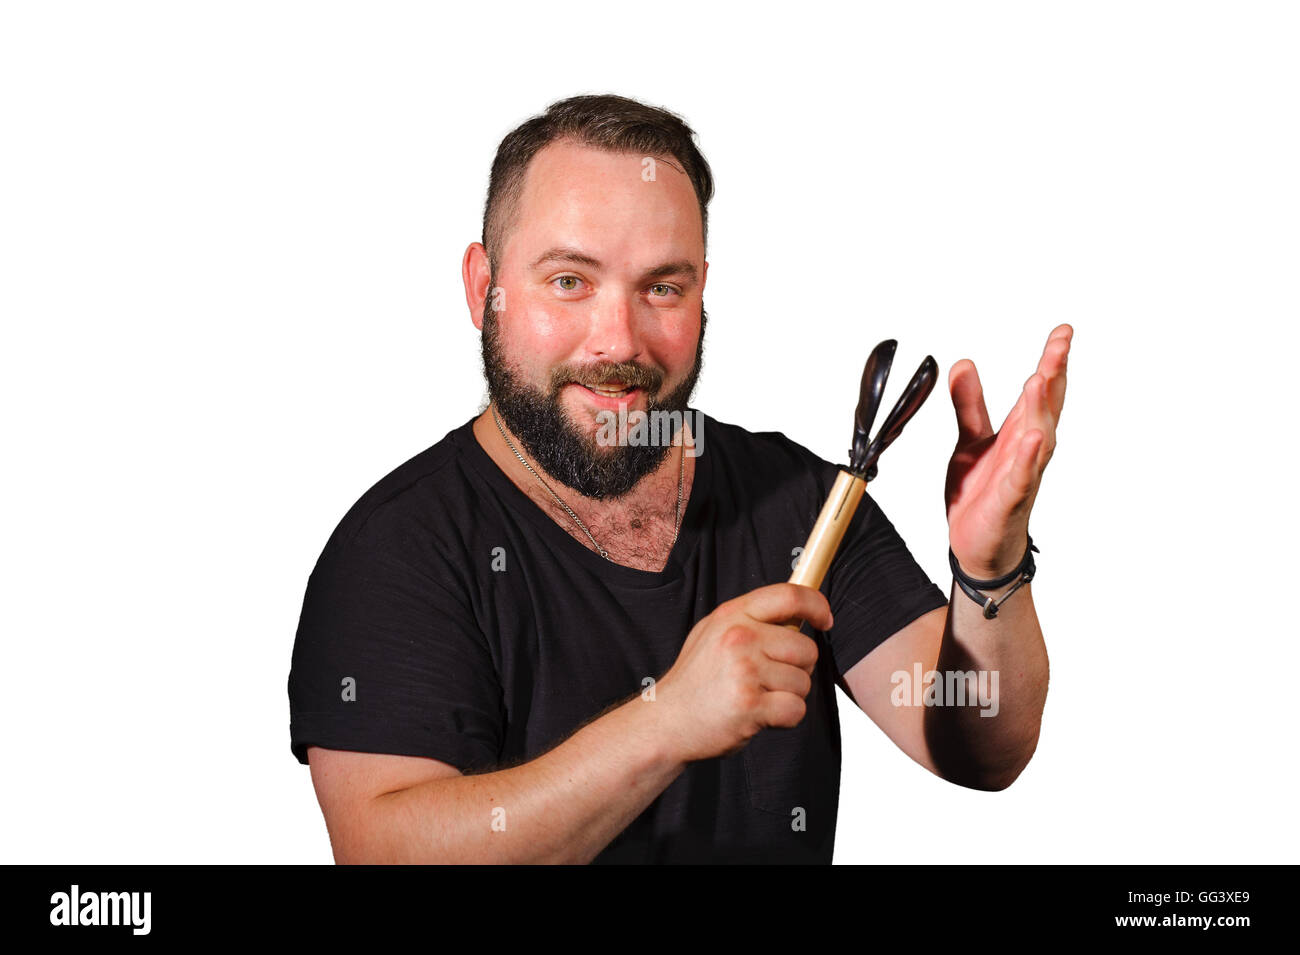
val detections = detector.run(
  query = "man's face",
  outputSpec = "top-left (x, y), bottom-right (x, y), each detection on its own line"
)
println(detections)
top-left (481, 139), bottom-right (708, 500)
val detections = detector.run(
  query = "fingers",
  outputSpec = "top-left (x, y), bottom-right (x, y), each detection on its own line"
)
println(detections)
top-left (1023, 372), bottom-right (1057, 469)
top-left (735, 582), bottom-right (833, 632)
top-left (1036, 324), bottom-right (1072, 421)
top-left (757, 690), bottom-right (807, 729)
top-left (948, 358), bottom-right (994, 443)
top-left (756, 656), bottom-right (814, 696)
top-left (998, 325), bottom-right (1068, 468)
top-left (758, 625), bottom-right (820, 673)
top-left (1000, 427), bottom-right (1045, 509)
top-left (983, 375), bottom-right (1052, 514)
top-left (995, 325), bottom-right (1074, 437)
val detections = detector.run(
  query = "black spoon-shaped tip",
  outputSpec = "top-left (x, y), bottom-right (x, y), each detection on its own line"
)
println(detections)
top-left (851, 353), bottom-right (938, 480)
top-left (850, 340), bottom-right (896, 470)
top-left (852, 356), bottom-right (935, 480)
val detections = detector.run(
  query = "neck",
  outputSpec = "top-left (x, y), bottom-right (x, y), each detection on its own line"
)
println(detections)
top-left (472, 405), bottom-right (696, 570)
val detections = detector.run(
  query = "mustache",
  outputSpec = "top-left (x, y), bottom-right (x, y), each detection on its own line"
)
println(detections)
top-left (549, 360), bottom-right (664, 394)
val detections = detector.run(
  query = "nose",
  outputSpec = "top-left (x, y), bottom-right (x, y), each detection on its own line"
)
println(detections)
top-left (585, 290), bottom-right (642, 364)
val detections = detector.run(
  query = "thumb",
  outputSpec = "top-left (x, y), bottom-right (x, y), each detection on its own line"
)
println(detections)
top-left (949, 359), bottom-right (993, 442)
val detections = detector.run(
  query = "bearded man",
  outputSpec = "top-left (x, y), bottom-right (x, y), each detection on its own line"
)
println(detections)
top-left (288, 93), bottom-right (1071, 864)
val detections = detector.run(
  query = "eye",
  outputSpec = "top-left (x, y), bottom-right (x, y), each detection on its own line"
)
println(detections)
top-left (648, 283), bottom-right (681, 298)
top-left (553, 275), bottom-right (584, 292)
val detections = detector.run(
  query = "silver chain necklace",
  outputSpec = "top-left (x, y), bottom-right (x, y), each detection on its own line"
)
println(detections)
top-left (491, 403), bottom-right (685, 562)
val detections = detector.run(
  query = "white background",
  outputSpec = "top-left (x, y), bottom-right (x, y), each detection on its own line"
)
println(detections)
top-left (2, 1), bottom-right (1296, 864)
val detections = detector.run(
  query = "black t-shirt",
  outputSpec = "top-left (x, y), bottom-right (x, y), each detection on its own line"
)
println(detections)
top-left (288, 411), bottom-right (948, 864)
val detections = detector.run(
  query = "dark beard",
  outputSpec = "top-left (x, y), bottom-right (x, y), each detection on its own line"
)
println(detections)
top-left (480, 295), bottom-right (706, 500)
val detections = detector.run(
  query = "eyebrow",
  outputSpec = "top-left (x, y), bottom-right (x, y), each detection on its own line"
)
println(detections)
top-left (528, 246), bottom-right (699, 283)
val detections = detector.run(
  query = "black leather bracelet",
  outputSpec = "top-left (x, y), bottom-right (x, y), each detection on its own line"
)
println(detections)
top-left (949, 534), bottom-right (1039, 619)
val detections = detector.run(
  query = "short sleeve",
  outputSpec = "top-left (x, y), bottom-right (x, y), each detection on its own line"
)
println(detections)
top-left (823, 488), bottom-right (950, 678)
top-left (287, 525), bottom-right (504, 773)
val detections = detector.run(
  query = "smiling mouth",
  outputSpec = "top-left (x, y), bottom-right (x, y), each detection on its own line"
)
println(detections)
top-left (580, 383), bottom-right (639, 400)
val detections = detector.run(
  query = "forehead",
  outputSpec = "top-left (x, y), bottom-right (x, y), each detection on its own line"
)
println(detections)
top-left (505, 139), bottom-right (704, 266)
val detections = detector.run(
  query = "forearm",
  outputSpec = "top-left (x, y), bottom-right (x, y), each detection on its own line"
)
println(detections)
top-left (924, 575), bottom-right (1049, 790)
top-left (338, 695), bottom-right (686, 864)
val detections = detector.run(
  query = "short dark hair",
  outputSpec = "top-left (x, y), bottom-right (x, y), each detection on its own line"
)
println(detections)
top-left (481, 93), bottom-right (715, 277)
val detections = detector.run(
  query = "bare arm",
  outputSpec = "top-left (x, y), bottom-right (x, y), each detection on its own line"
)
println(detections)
top-left (842, 576), bottom-right (1048, 790)
top-left (309, 693), bottom-right (684, 864)
top-left (844, 325), bottom-right (1067, 790)
top-left (308, 582), bottom-right (831, 864)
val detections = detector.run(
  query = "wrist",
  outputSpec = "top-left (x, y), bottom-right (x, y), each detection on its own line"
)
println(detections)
top-left (950, 531), bottom-right (1035, 583)
top-left (951, 553), bottom-right (1022, 583)
top-left (949, 534), bottom-right (1039, 620)
top-left (616, 690), bottom-right (692, 771)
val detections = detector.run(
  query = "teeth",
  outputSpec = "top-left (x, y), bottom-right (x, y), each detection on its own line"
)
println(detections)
top-left (590, 385), bottom-right (631, 397)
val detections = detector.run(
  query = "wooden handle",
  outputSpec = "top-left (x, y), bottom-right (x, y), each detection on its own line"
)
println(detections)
top-left (786, 470), bottom-right (866, 627)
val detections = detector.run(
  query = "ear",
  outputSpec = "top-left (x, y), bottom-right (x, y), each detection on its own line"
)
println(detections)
top-left (463, 242), bottom-right (492, 331)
